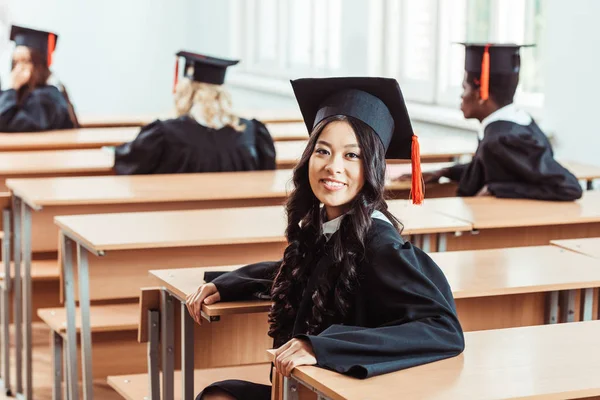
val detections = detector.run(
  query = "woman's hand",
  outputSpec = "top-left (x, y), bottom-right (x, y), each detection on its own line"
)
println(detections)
top-left (185, 283), bottom-right (221, 325)
top-left (10, 64), bottom-right (31, 90)
top-left (393, 169), bottom-right (447, 184)
top-left (273, 338), bottom-right (317, 377)
top-left (476, 185), bottom-right (491, 197)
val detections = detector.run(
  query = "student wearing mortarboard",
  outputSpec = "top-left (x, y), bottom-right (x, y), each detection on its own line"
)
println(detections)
top-left (0, 25), bottom-right (78, 132)
top-left (113, 51), bottom-right (276, 174)
top-left (398, 43), bottom-right (582, 201)
top-left (185, 77), bottom-right (465, 400)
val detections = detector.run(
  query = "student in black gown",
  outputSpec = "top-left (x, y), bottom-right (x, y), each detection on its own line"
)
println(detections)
top-left (0, 25), bottom-right (78, 132)
top-left (113, 51), bottom-right (276, 174)
top-left (397, 43), bottom-right (582, 201)
top-left (186, 77), bottom-right (465, 400)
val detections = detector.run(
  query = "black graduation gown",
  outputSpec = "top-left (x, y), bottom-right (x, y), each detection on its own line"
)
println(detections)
top-left (447, 120), bottom-right (582, 201)
top-left (197, 219), bottom-right (464, 400)
top-left (0, 86), bottom-right (74, 132)
top-left (113, 116), bottom-right (276, 175)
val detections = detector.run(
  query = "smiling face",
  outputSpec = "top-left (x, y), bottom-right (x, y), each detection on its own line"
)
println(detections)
top-left (308, 120), bottom-right (365, 221)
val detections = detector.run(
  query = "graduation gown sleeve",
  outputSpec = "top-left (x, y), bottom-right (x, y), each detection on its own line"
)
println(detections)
top-left (252, 119), bottom-right (277, 170)
top-left (482, 134), bottom-right (583, 201)
top-left (113, 120), bottom-right (165, 175)
top-left (211, 261), bottom-right (281, 302)
top-left (297, 241), bottom-right (464, 379)
top-left (446, 162), bottom-right (469, 182)
top-left (0, 87), bottom-right (74, 132)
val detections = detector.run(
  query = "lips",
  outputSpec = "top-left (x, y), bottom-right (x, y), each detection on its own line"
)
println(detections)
top-left (320, 178), bottom-right (347, 191)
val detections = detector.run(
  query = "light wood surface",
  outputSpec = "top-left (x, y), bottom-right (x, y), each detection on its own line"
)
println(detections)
top-left (107, 364), bottom-right (272, 400)
top-left (138, 287), bottom-right (161, 343)
top-left (428, 191), bottom-right (600, 229)
top-left (561, 160), bottom-right (600, 180)
top-left (37, 303), bottom-right (138, 333)
top-left (0, 259), bottom-right (59, 282)
top-left (270, 321), bottom-right (600, 400)
top-left (0, 149), bottom-right (114, 177)
top-left (0, 127), bottom-right (139, 151)
top-left (551, 237), bottom-right (600, 259)
top-left (54, 201), bottom-right (471, 253)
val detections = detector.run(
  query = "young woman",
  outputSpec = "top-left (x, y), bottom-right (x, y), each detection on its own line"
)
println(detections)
top-left (401, 43), bottom-right (582, 201)
top-left (0, 25), bottom-right (78, 132)
top-left (113, 51), bottom-right (276, 174)
top-left (186, 77), bottom-right (465, 400)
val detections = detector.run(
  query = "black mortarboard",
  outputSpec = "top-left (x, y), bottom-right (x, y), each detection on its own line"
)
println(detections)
top-left (173, 51), bottom-right (239, 91)
top-left (291, 77), bottom-right (424, 204)
top-left (458, 43), bottom-right (534, 100)
top-left (10, 25), bottom-right (58, 67)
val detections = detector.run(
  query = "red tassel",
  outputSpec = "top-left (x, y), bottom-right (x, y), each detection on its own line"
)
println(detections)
top-left (47, 34), bottom-right (56, 67)
top-left (411, 135), bottom-right (424, 205)
top-left (173, 57), bottom-right (179, 94)
top-left (480, 44), bottom-right (490, 100)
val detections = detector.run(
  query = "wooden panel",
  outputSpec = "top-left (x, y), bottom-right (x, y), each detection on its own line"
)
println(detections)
top-left (138, 287), bottom-right (161, 343)
top-left (551, 237), bottom-right (600, 259)
top-left (38, 303), bottom-right (138, 333)
top-left (273, 322), bottom-right (600, 400)
top-left (446, 223), bottom-right (600, 251)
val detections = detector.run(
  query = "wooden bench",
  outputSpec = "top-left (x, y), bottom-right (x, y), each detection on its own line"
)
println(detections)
top-left (551, 237), bottom-right (600, 259)
top-left (425, 191), bottom-right (600, 251)
top-left (271, 321), bottom-right (600, 400)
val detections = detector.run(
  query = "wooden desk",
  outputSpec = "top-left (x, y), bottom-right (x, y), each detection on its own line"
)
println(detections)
top-left (0, 127), bottom-right (138, 152)
top-left (551, 237), bottom-right (600, 259)
top-left (273, 321), bottom-right (600, 400)
top-left (561, 160), bottom-right (600, 190)
top-left (53, 202), bottom-right (469, 398)
top-left (148, 245), bottom-right (600, 399)
top-left (425, 191), bottom-right (600, 250)
top-left (0, 149), bottom-right (114, 191)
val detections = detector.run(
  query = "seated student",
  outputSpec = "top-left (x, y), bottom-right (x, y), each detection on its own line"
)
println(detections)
top-left (398, 43), bottom-right (582, 201)
top-left (113, 51), bottom-right (276, 174)
top-left (0, 25), bottom-right (78, 132)
top-left (186, 77), bottom-right (465, 400)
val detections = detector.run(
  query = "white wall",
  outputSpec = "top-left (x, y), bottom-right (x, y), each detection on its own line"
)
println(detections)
top-left (543, 0), bottom-right (600, 166)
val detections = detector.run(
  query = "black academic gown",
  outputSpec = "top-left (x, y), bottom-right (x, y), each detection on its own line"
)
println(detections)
top-left (0, 86), bottom-right (74, 132)
top-left (113, 116), bottom-right (276, 174)
top-left (196, 218), bottom-right (465, 400)
top-left (447, 119), bottom-right (582, 201)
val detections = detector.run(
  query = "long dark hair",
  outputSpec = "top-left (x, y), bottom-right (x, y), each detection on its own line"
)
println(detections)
top-left (268, 115), bottom-right (401, 346)
top-left (13, 47), bottom-right (79, 127)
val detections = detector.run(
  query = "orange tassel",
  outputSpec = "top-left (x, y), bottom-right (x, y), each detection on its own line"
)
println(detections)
top-left (411, 135), bottom-right (424, 205)
top-left (47, 33), bottom-right (56, 67)
top-left (480, 44), bottom-right (490, 100)
top-left (173, 57), bottom-right (179, 94)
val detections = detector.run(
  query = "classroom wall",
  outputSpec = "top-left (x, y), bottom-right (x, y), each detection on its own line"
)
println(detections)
top-left (542, 0), bottom-right (600, 166)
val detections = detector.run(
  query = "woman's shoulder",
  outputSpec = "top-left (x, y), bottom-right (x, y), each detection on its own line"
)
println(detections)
top-left (365, 215), bottom-right (403, 250)
top-left (28, 85), bottom-right (65, 103)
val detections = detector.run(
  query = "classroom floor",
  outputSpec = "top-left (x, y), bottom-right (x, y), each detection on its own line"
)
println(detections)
top-left (0, 323), bottom-right (122, 400)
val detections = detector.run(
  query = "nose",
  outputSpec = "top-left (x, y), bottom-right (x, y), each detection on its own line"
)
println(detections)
top-left (324, 153), bottom-right (344, 175)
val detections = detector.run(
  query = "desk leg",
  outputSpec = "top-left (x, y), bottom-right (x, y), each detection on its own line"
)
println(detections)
top-left (581, 288), bottom-right (594, 321)
top-left (436, 233), bottom-right (447, 252)
top-left (587, 180), bottom-right (593, 191)
top-left (52, 331), bottom-right (63, 400)
top-left (12, 197), bottom-right (22, 395)
top-left (61, 236), bottom-right (80, 400)
top-left (76, 246), bottom-right (94, 400)
top-left (147, 310), bottom-right (160, 400)
top-left (547, 291), bottom-right (559, 324)
top-left (421, 235), bottom-right (431, 253)
top-left (181, 302), bottom-right (194, 400)
top-left (283, 377), bottom-right (299, 400)
top-left (560, 290), bottom-right (576, 323)
top-left (1, 208), bottom-right (10, 395)
top-left (21, 204), bottom-right (32, 400)
top-left (160, 292), bottom-right (174, 400)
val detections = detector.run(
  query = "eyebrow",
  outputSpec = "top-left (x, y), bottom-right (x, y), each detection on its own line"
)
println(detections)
top-left (316, 140), bottom-right (360, 149)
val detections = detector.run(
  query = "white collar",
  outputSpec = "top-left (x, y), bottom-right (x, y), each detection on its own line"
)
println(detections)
top-left (322, 210), bottom-right (392, 241)
top-left (479, 103), bottom-right (532, 140)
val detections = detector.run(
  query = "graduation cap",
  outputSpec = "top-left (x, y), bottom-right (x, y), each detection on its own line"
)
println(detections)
top-left (291, 77), bottom-right (424, 204)
top-left (10, 25), bottom-right (58, 67)
top-left (458, 43), bottom-right (534, 100)
top-left (173, 51), bottom-right (239, 92)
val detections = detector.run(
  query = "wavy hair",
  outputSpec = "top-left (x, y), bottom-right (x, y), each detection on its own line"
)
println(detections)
top-left (268, 115), bottom-right (401, 346)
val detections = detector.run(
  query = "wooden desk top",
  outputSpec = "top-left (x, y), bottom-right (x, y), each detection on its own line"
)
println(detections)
top-left (561, 160), bottom-right (600, 181)
top-left (150, 245), bottom-right (600, 316)
top-left (551, 237), bottom-right (600, 259)
top-left (0, 127), bottom-right (138, 152)
top-left (0, 149), bottom-right (114, 176)
top-left (54, 200), bottom-right (471, 253)
top-left (6, 165), bottom-right (442, 210)
top-left (427, 191), bottom-right (600, 229)
top-left (265, 122), bottom-right (308, 141)
top-left (268, 321), bottom-right (600, 400)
